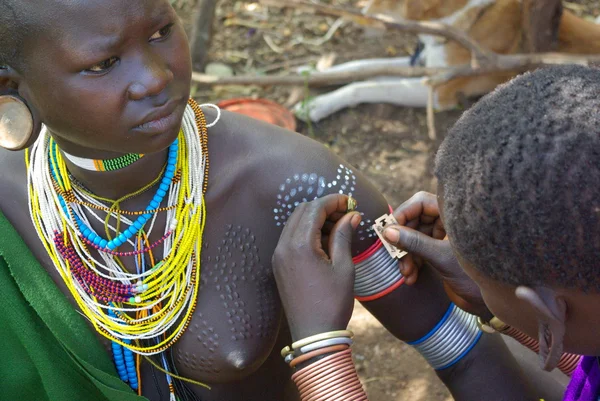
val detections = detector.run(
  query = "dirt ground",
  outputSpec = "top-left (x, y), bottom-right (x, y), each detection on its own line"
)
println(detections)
top-left (174, 1), bottom-right (600, 399)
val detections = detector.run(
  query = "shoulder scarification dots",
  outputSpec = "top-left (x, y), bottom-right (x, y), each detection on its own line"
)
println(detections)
top-left (273, 164), bottom-right (357, 228)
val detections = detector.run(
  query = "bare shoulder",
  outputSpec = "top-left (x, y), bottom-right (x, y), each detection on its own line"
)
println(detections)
top-left (208, 110), bottom-right (390, 254)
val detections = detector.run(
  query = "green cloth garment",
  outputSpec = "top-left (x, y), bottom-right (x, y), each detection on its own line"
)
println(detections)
top-left (0, 211), bottom-right (148, 401)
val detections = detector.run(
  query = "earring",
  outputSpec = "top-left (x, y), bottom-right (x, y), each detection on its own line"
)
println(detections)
top-left (0, 94), bottom-right (34, 151)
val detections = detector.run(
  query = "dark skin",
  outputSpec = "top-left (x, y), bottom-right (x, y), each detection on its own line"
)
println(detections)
top-left (383, 189), bottom-right (600, 357)
top-left (382, 190), bottom-right (593, 400)
top-left (1, 0), bottom-right (546, 400)
top-left (0, 1), bottom-right (452, 400)
top-left (275, 194), bottom-right (540, 401)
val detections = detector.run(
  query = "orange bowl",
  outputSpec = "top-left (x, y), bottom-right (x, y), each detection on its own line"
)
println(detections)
top-left (217, 98), bottom-right (297, 132)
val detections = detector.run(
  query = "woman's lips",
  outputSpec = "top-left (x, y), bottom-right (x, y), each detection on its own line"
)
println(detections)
top-left (133, 101), bottom-right (184, 134)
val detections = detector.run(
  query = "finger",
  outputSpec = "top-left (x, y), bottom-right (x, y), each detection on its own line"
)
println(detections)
top-left (382, 225), bottom-right (450, 271)
top-left (279, 202), bottom-right (307, 239)
top-left (321, 235), bottom-right (330, 255)
top-left (406, 219), bottom-right (420, 230)
top-left (329, 212), bottom-right (361, 267)
top-left (327, 211), bottom-right (347, 224)
top-left (432, 219), bottom-right (447, 240)
top-left (417, 223), bottom-right (434, 237)
top-left (398, 254), bottom-right (416, 277)
top-left (293, 194), bottom-right (350, 248)
top-left (322, 221), bottom-right (335, 236)
top-left (392, 191), bottom-right (440, 226)
top-left (398, 255), bottom-right (420, 285)
top-left (405, 269), bottom-right (419, 285)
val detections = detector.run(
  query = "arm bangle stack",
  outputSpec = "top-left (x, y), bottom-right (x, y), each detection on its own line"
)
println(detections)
top-left (407, 303), bottom-right (482, 370)
top-left (353, 240), bottom-right (404, 302)
top-left (291, 348), bottom-right (368, 401)
top-left (281, 330), bottom-right (354, 364)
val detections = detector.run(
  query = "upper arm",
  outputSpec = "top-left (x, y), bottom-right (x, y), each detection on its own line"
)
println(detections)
top-left (264, 135), bottom-right (388, 256)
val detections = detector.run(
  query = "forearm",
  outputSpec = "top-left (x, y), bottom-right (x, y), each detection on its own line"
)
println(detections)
top-left (360, 266), bottom-right (536, 400)
top-left (281, 333), bottom-right (369, 401)
top-left (360, 265), bottom-right (451, 341)
top-left (437, 332), bottom-right (537, 401)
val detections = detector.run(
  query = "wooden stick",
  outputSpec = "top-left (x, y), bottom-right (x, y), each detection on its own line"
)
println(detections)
top-left (426, 84), bottom-right (436, 140)
top-left (191, 66), bottom-right (447, 86)
top-left (192, 51), bottom-right (600, 87)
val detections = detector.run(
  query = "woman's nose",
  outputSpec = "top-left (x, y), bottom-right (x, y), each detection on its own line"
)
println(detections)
top-left (127, 51), bottom-right (174, 101)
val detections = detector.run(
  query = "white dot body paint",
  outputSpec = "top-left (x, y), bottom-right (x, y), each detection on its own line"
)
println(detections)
top-left (272, 164), bottom-right (373, 240)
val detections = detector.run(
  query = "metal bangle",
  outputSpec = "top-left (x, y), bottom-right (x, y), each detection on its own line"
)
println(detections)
top-left (354, 246), bottom-right (389, 271)
top-left (354, 251), bottom-right (402, 296)
top-left (299, 337), bottom-right (353, 354)
top-left (408, 303), bottom-right (482, 370)
top-left (353, 255), bottom-right (398, 285)
top-left (354, 262), bottom-right (398, 290)
top-left (291, 330), bottom-right (354, 351)
top-left (354, 269), bottom-right (400, 296)
top-left (354, 265), bottom-right (402, 296)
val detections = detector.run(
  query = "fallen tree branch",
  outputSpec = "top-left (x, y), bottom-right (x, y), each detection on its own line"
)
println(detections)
top-left (192, 52), bottom-right (600, 87)
top-left (192, 65), bottom-right (447, 86)
top-left (259, 0), bottom-right (496, 64)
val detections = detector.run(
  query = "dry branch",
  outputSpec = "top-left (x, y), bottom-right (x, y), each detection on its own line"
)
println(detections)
top-left (192, 52), bottom-right (600, 87)
top-left (192, 0), bottom-right (600, 88)
top-left (259, 0), bottom-right (496, 64)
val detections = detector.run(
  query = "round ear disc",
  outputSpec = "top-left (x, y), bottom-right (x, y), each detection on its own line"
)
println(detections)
top-left (0, 95), bottom-right (34, 151)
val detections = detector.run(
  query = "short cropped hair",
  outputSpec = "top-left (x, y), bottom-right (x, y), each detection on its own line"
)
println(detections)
top-left (436, 64), bottom-right (600, 292)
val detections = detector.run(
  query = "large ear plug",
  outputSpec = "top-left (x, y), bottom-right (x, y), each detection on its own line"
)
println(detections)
top-left (0, 94), bottom-right (36, 151)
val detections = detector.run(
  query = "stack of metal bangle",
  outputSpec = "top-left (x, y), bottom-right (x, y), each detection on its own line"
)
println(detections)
top-left (281, 330), bottom-right (354, 365)
top-left (354, 244), bottom-right (403, 298)
top-left (407, 303), bottom-right (482, 370)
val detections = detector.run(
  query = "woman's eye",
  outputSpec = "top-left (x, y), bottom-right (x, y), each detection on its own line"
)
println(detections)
top-left (85, 57), bottom-right (119, 74)
top-left (149, 24), bottom-right (174, 42)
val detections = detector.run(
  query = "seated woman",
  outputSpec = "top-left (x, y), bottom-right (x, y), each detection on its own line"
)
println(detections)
top-left (272, 65), bottom-right (600, 401)
top-left (0, 0), bottom-right (536, 400)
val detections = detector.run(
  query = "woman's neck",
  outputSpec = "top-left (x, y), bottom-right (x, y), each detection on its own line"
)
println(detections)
top-left (59, 144), bottom-right (170, 201)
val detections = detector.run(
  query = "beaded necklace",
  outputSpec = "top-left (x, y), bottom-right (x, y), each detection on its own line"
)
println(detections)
top-left (63, 151), bottom-right (145, 172)
top-left (27, 99), bottom-right (216, 400)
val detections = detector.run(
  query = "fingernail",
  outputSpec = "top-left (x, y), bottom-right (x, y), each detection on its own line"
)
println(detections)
top-left (384, 227), bottom-right (399, 243)
top-left (350, 213), bottom-right (362, 229)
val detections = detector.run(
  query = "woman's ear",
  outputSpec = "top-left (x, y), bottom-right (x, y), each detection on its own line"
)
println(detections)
top-left (515, 286), bottom-right (567, 371)
top-left (0, 65), bottom-right (42, 151)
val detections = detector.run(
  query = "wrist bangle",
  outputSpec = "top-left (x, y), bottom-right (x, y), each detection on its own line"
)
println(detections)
top-left (291, 330), bottom-right (354, 351)
top-left (353, 240), bottom-right (404, 301)
top-left (299, 337), bottom-right (353, 354)
top-left (408, 303), bottom-right (482, 370)
top-left (289, 344), bottom-right (350, 368)
top-left (291, 349), bottom-right (368, 401)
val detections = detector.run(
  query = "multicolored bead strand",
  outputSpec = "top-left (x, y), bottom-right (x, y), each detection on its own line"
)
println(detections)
top-left (62, 151), bottom-right (145, 172)
top-left (26, 99), bottom-right (217, 399)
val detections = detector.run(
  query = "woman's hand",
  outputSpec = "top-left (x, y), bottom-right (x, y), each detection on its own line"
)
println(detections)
top-left (272, 194), bottom-right (362, 341)
top-left (383, 191), bottom-right (491, 319)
